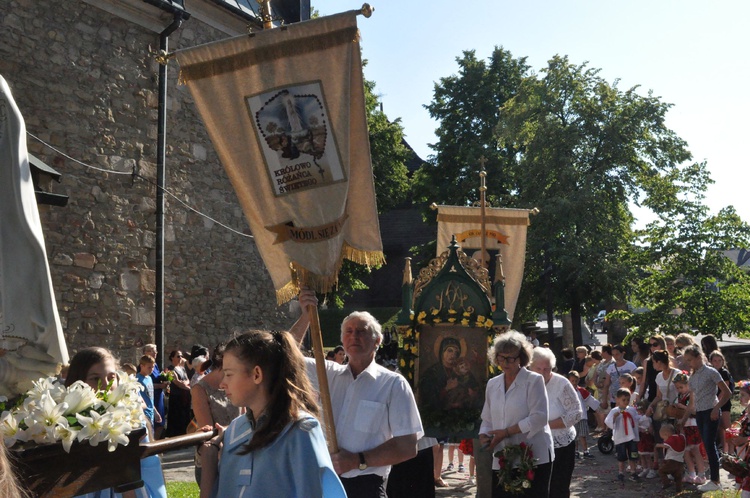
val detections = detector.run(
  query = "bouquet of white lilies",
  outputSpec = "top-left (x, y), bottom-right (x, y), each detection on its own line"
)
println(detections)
top-left (0, 376), bottom-right (145, 453)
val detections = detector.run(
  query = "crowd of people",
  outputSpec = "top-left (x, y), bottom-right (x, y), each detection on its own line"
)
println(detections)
top-left (4, 297), bottom-right (750, 498)
top-left (475, 329), bottom-right (749, 498)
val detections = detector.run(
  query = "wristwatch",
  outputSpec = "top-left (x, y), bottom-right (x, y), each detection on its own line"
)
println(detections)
top-left (358, 452), bottom-right (368, 471)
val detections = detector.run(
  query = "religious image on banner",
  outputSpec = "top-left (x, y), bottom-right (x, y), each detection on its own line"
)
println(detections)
top-left (418, 325), bottom-right (486, 413)
top-left (435, 206), bottom-right (532, 320)
top-left (176, 11), bottom-right (383, 303)
top-left (247, 82), bottom-right (346, 196)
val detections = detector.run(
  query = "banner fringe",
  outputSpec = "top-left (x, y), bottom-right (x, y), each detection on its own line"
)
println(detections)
top-left (274, 245), bottom-right (385, 305)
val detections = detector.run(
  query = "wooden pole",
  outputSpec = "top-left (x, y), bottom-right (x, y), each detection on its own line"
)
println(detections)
top-left (307, 304), bottom-right (339, 452)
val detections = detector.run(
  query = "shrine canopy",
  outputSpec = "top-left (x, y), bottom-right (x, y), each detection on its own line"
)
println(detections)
top-left (400, 239), bottom-right (500, 440)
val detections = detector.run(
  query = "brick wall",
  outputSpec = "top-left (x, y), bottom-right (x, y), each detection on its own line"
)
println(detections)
top-left (0, 0), bottom-right (290, 363)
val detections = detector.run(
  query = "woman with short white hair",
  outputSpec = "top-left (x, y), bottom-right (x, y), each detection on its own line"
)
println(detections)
top-left (529, 347), bottom-right (582, 498)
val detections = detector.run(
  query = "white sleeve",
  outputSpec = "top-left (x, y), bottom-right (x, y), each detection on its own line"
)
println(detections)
top-left (559, 381), bottom-right (583, 427)
top-left (517, 373), bottom-right (550, 438)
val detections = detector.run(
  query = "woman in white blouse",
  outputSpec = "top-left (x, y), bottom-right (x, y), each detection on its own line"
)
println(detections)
top-left (529, 347), bottom-right (582, 498)
top-left (479, 331), bottom-right (554, 498)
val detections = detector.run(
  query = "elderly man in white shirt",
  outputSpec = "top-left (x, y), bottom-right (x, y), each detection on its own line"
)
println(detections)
top-left (292, 290), bottom-right (423, 498)
top-left (479, 331), bottom-right (555, 498)
top-left (529, 347), bottom-right (582, 498)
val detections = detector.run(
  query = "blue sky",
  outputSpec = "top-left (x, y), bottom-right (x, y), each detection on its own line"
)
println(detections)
top-left (321, 0), bottom-right (750, 225)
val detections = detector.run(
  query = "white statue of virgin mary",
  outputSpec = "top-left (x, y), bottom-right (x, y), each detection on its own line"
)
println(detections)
top-left (0, 75), bottom-right (69, 396)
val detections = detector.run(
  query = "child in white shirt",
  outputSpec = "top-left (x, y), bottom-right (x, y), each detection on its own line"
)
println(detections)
top-left (605, 388), bottom-right (640, 481)
top-left (635, 400), bottom-right (657, 479)
top-left (568, 371), bottom-right (600, 459)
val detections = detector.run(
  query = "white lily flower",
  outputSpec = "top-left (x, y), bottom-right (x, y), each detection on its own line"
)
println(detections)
top-left (0, 411), bottom-right (27, 447)
top-left (104, 419), bottom-right (132, 452)
top-left (39, 393), bottom-right (69, 428)
top-left (5, 375), bottom-right (143, 451)
top-left (53, 420), bottom-right (79, 453)
top-left (62, 383), bottom-right (99, 415)
top-left (76, 410), bottom-right (111, 447)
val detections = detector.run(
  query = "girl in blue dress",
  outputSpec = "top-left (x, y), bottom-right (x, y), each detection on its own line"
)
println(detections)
top-left (210, 330), bottom-right (346, 498)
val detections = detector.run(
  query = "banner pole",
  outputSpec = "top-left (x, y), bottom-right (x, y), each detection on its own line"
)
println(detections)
top-left (479, 164), bottom-right (488, 268)
top-left (307, 303), bottom-right (340, 452)
top-left (260, 0), bottom-right (274, 30)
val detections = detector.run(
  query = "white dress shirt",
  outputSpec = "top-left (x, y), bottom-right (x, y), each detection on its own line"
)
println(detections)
top-left (306, 358), bottom-right (424, 478)
top-left (480, 367), bottom-right (555, 469)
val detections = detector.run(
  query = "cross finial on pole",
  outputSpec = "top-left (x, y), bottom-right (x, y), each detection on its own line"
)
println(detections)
top-left (478, 155), bottom-right (488, 169)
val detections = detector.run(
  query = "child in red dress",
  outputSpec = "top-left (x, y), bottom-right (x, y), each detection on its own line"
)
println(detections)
top-left (635, 400), bottom-right (656, 478)
top-left (673, 373), bottom-right (707, 484)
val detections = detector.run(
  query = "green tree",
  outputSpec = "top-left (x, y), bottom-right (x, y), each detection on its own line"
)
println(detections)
top-left (499, 56), bottom-right (750, 343)
top-left (425, 53), bottom-right (698, 345)
top-left (324, 76), bottom-right (413, 307)
top-left (365, 78), bottom-right (412, 213)
top-left (625, 186), bottom-right (750, 337)
top-left (413, 48), bottom-right (530, 210)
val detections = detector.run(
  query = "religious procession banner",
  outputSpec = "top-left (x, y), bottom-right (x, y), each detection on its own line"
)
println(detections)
top-left (176, 11), bottom-right (383, 303)
top-left (435, 205), bottom-right (532, 319)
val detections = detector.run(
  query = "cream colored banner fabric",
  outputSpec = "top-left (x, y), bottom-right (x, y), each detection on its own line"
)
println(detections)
top-left (436, 206), bottom-right (531, 319)
top-left (176, 12), bottom-right (383, 304)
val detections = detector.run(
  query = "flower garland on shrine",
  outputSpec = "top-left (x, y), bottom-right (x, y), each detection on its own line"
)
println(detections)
top-left (399, 307), bottom-right (499, 434)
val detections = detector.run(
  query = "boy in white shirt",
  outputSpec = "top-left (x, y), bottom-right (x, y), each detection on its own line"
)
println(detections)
top-left (655, 423), bottom-right (686, 492)
top-left (605, 388), bottom-right (640, 481)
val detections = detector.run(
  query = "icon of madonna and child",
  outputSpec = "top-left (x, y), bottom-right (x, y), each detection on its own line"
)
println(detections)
top-left (418, 330), bottom-right (486, 414)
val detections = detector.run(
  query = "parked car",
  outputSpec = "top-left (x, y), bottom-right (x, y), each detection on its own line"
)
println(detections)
top-left (592, 310), bottom-right (607, 333)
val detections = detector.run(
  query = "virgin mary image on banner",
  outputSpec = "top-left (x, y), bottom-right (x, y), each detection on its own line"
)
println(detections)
top-left (419, 329), bottom-right (485, 412)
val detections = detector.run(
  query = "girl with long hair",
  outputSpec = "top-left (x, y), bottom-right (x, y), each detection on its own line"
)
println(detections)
top-left (211, 330), bottom-right (345, 497)
top-left (682, 344), bottom-right (732, 492)
top-left (65, 347), bottom-right (166, 498)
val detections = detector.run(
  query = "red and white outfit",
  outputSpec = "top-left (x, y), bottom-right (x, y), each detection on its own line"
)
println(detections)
top-left (637, 413), bottom-right (655, 454)
top-left (605, 406), bottom-right (639, 445)
top-left (677, 392), bottom-right (702, 446)
top-left (662, 434), bottom-right (686, 462)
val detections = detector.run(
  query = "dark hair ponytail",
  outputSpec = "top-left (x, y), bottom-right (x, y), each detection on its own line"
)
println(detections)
top-left (226, 330), bottom-right (319, 454)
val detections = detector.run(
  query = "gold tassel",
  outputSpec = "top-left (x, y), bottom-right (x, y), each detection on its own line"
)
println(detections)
top-left (274, 244), bottom-right (385, 304)
top-left (341, 245), bottom-right (385, 268)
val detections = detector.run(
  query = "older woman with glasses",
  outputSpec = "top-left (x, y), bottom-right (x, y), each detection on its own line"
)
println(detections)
top-left (479, 331), bottom-right (554, 498)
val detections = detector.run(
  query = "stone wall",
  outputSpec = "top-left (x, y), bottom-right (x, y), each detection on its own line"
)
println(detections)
top-left (0, 0), bottom-right (290, 364)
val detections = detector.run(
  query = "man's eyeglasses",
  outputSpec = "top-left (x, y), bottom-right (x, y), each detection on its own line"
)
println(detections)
top-left (497, 354), bottom-right (520, 363)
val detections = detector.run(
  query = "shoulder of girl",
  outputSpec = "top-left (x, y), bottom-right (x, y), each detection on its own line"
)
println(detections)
top-left (298, 417), bottom-right (318, 433)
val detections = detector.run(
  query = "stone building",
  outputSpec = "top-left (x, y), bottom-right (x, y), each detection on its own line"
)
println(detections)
top-left (0, 0), bottom-right (296, 363)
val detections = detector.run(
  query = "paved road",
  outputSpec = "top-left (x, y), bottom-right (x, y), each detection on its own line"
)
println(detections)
top-left (162, 439), bottom-right (737, 497)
